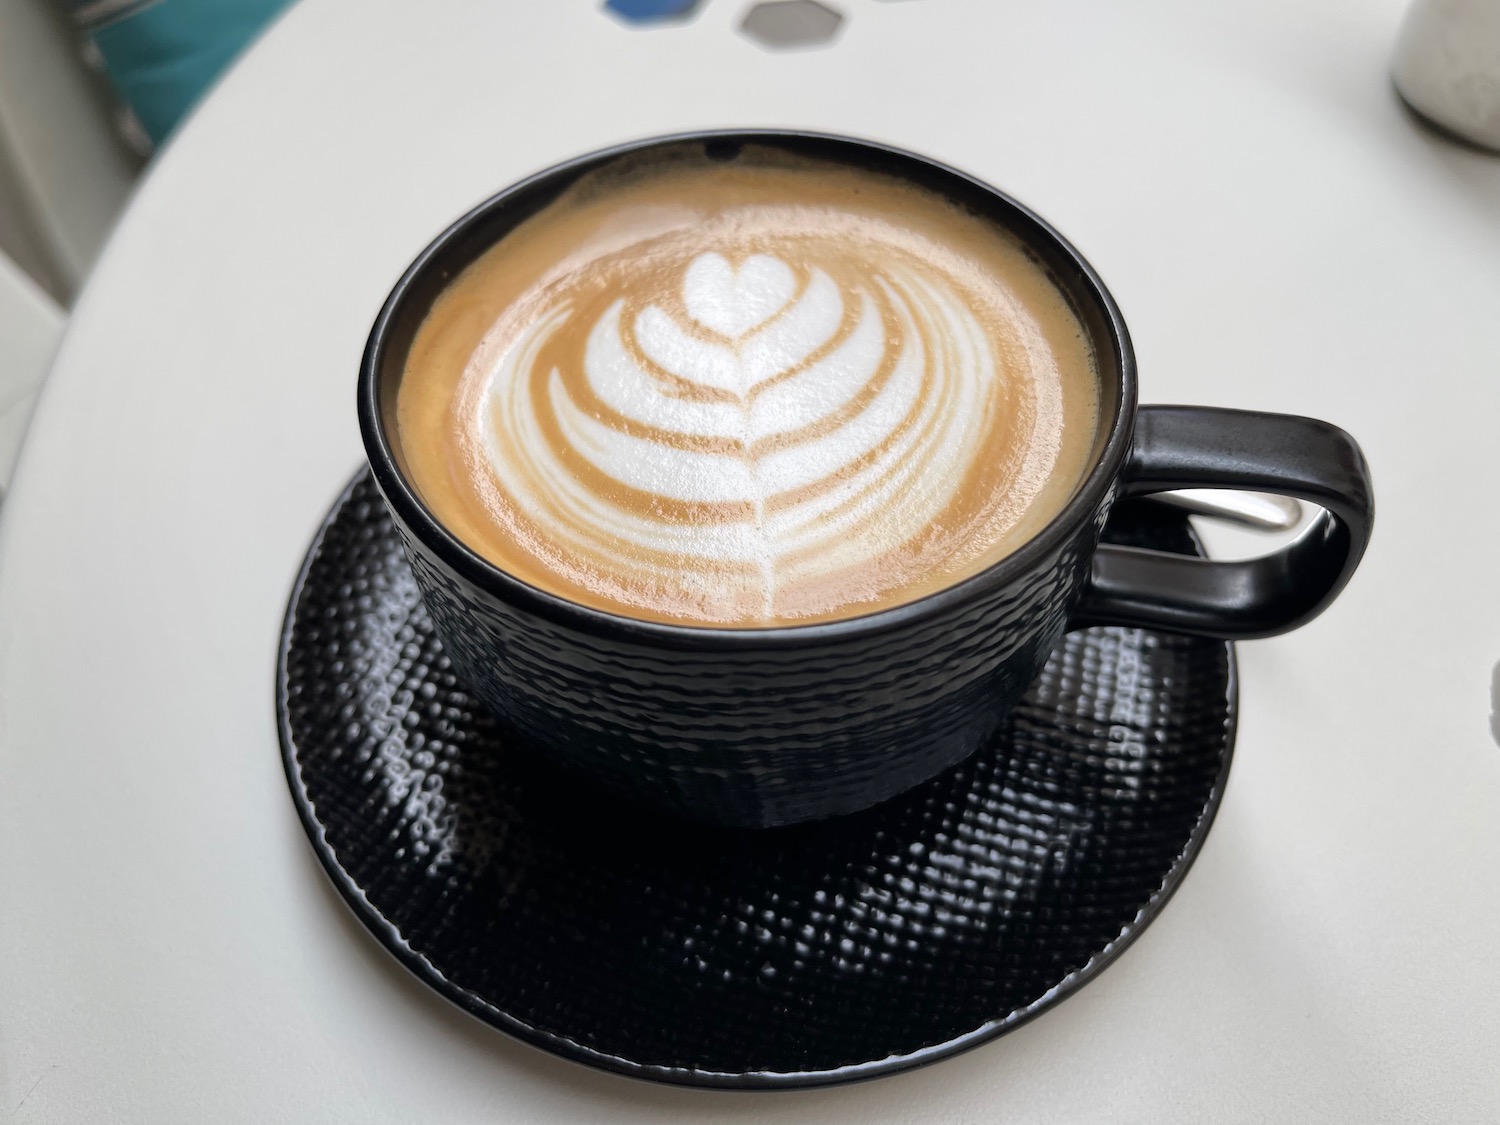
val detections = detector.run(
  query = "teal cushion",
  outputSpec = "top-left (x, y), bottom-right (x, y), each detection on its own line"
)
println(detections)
top-left (73, 0), bottom-right (294, 146)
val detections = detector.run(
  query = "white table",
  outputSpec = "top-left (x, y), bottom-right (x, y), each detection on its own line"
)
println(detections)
top-left (4, 1), bottom-right (1499, 1119)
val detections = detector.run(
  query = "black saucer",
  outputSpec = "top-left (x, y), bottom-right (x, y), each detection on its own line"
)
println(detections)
top-left (277, 472), bottom-right (1236, 1089)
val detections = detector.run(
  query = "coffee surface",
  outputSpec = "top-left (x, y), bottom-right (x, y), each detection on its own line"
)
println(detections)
top-left (396, 148), bottom-right (1101, 626)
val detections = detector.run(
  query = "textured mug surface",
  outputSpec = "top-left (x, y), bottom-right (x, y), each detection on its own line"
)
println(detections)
top-left (359, 131), bottom-right (1371, 828)
top-left (392, 497), bottom-right (1110, 826)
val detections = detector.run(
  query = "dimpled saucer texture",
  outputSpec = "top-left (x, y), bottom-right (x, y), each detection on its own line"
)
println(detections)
top-left (277, 472), bottom-right (1235, 1087)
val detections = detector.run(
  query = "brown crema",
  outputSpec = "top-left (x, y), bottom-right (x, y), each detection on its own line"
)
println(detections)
top-left (396, 146), bottom-right (1102, 627)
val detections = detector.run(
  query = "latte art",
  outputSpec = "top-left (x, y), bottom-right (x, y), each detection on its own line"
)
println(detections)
top-left (398, 153), bottom-right (1101, 625)
top-left (473, 244), bottom-right (1027, 620)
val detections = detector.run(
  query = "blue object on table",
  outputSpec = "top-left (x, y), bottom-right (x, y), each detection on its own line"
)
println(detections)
top-left (603, 0), bottom-right (705, 24)
top-left (72, 0), bottom-right (295, 147)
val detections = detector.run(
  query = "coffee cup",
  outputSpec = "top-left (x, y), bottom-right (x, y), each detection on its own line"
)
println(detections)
top-left (358, 130), bottom-right (1373, 828)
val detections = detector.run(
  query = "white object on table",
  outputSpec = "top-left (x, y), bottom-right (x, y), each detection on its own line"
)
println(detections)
top-left (1393, 0), bottom-right (1500, 150)
top-left (3, 0), bottom-right (1500, 1121)
top-left (1156, 488), bottom-right (1302, 531)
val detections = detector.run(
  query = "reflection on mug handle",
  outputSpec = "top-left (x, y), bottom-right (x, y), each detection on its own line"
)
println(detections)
top-left (1073, 406), bottom-right (1374, 639)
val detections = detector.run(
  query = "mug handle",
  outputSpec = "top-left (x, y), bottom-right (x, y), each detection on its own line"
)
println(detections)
top-left (1072, 406), bottom-right (1374, 639)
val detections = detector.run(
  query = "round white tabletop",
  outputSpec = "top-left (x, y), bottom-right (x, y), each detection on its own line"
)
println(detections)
top-left (4, 0), bottom-right (1499, 1119)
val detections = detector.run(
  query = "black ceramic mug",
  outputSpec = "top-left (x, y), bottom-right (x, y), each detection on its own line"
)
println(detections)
top-left (359, 130), bottom-right (1373, 829)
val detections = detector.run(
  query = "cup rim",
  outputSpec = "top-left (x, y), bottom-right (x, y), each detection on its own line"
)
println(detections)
top-left (358, 128), bottom-right (1138, 650)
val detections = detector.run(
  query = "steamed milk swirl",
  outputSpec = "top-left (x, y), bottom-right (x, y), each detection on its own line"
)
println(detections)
top-left (397, 151), bottom-right (1100, 626)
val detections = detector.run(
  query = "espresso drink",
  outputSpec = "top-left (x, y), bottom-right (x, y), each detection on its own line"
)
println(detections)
top-left (396, 146), bottom-right (1100, 626)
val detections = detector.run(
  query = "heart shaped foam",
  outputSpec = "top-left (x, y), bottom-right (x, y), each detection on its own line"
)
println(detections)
top-left (683, 252), bottom-right (796, 339)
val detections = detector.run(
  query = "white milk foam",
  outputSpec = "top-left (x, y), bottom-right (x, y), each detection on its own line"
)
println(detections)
top-left (472, 247), bottom-right (1044, 617)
